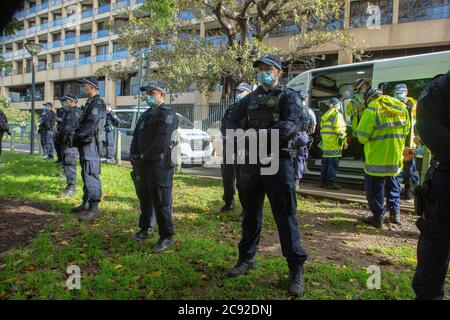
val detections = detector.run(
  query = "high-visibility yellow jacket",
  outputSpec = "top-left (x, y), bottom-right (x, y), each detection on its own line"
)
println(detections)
top-left (401, 96), bottom-right (417, 148)
top-left (345, 98), bottom-right (365, 135)
top-left (356, 95), bottom-right (411, 177)
top-left (320, 106), bottom-right (347, 158)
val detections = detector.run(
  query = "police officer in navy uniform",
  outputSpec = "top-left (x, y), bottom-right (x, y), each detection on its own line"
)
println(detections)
top-left (71, 77), bottom-right (106, 222)
top-left (130, 83), bottom-right (178, 253)
top-left (412, 70), bottom-right (450, 300)
top-left (54, 99), bottom-right (68, 164)
top-left (59, 94), bottom-right (81, 197)
top-left (39, 102), bottom-right (56, 160)
top-left (219, 82), bottom-right (253, 212)
top-left (103, 103), bottom-right (121, 164)
top-left (0, 108), bottom-right (11, 165)
top-left (225, 54), bottom-right (309, 297)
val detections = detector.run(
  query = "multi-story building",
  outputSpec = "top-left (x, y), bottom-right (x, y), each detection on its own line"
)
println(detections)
top-left (0, 0), bottom-right (449, 116)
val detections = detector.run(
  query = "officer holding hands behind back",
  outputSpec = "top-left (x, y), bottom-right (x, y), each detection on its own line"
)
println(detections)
top-left (225, 54), bottom-right (308, 297)
top-left (130, 83), bottom-right (178, 253)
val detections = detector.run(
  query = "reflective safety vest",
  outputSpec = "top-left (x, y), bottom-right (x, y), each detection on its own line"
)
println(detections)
top-left (356, 95), bottom-right (411, 177)
top-left (402, 96), bottom-right (417, 148)
top-left (345, 98), bottom-right (365, 135)
top-left (320, 106), bottom-right (347, 158)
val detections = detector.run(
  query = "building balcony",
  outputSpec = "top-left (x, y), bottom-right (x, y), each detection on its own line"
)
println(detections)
top-left (97, 4), bottom-right (111, 15)
top-left (78, 56), bottom-right (92, 65)
top-left (115, 0), bottom-right (131, 10)
top-left (95, 30), bottom-right (110, 39)
top-left (47, 40), bottom-right (61, 49)
top-left (50, 0), bottom-right (62, 8)
top-left (112, 51), bottom-right (129, 60)
top-left (81, 9), bottom-right (94, 19)
top-left (63, 60), bottom-right (76, 68)
top-left (64, 37), bottom-right (77, 46)
top-left (51, 19), bottom-right (62, 28)
top-left (40, 22), bottom-right (49, 31)
top-left (79, 33), bottom-right (93, 43)
top-left (95, 53), bottom-right (110, 63)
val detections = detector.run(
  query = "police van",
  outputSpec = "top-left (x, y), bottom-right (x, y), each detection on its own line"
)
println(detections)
top-left (287, 50), bottom-right (450, 183)
top-left (112, 107), bottom-right (213, 165)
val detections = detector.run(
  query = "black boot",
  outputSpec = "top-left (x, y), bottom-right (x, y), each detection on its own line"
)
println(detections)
top-left (220, 200), bottom-right (235, 212)
top-left (228, 257), bottom-right (256, 277)
top-left (134, 228), bottom-right (154, 241)
top-left (152, 237), bottom-right (174, 253)
top-left (71, 202), bottom-right (89, 213)
top-left (390, 211), bottom-right (401, 224)
top-left (79, 202), bottom-right (100, 222)
top-left (288, 265), bottom-right (305, 297)
top-left (326, 183), bottom-right (342, 190)
top-left (61, 186), bottom-right (77, 197)
top-left (361, 214), bottom-right (383, 229)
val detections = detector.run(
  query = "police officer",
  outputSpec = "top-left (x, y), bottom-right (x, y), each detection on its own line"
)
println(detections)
top-left (59, 94), bottom-right (81, 197)
top-left (103, 103), bottom-right (121, 164)
top-left (293, 90), bottom-right (316, 190)
top-left (54, 99), bottom-right (68, 164)
top-left (130, 83), bottom-right (178, 253)
top-left (393, 84), bottom-right (417, 200)
top-left (220, 82), bottom-right (253, 212)
top-left (412, 70), bottom-right (450, 300)
top-left (320, 98), bottom-right (348, 190)
top-left (0, 108), bottom-right (11, 165)
top-left (39, 102), bottom-right (56, 160)
top-left (225, 54), bottom-right (308, 297)
top-left (356, 88), bottom-right (410, 228)
top-left (71, 77), bottom-right (105, 222)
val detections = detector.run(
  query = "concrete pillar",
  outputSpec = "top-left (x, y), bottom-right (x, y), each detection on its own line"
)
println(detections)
top-left (344, 0), bottom-right (350, 29)
top-left (393, 0), bottom-right (400, 24)
top-left (338, 49), bottom-right (353, 65)
top-left (44, 80), bottom-right (53, 102)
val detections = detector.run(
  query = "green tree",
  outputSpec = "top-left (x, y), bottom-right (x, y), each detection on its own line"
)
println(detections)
top-left (0, 19), bottom-right (22, 69)
top-left (98, 0), bottom-right (363, 99)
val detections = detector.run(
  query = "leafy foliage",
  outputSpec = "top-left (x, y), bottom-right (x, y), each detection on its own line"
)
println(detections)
top-left (103, 0), bottom-right (364, 98)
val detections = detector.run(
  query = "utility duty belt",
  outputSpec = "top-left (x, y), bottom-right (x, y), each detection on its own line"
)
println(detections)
top-left (414, 158), bottom-right (450, 226)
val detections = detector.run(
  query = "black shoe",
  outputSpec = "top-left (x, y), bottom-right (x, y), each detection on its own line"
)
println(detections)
top-left (61, 187), bottom-right (77, 197)
top-left (288, 266), bottom-right (305, 297)
top-left (401, 192), bottom-right (414, 201)
top-left (361, 215), bottom-right (383, 229)
top-left (78, 209), bottom-right (100, 222)
top-left (71, 203), bottom-right (89, 213)
top-left (319, 183), bottom-right (327, 188)
top-left (228, 257), bottom-right (256, 277)
top-left (390, 211), bottom-right (401, 224)
top-left (134, 228), bottom-right (154, 241)
top-left (152, 237), bottom-right (174, 253)
top-left (220, 201), bottom-right (235, 212)
top-left (326, 183), bottom-right (342, 190)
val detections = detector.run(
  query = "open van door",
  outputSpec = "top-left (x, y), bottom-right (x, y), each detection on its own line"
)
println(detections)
top-left (114, 109), bottom-right (138, 160)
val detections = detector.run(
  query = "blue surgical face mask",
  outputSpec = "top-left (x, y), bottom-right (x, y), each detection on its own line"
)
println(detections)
top-left (80, 87), bottom-right (88, 96)
top-left (235, 92), bottom-right (246, 103)
top-left (257, 71), bottom-right (275, 86)
top-left (395, 92), bottom-right (407, 100)
top-left (144, 95), bottom-right (158, 108)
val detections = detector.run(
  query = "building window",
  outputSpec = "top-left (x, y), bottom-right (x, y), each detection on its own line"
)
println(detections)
top-left (350, 0), bottom-right (394, 28)
top-left (399, 0), bottom-right (450, 23)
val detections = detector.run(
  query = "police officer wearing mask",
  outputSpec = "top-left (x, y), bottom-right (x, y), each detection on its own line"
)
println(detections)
top-left (59, 94), bottom-right (82, 197)
top-left (220, 82), bottom-right (253, 212)
top-left (71, 77), bottom-right (106, 222)
top-left (104, 103), bottom-right (122, 164)
top-left (38, 102), bottom-right (57, 160)
top-left (412, 70), bottom-right (450, 300)
top-left (0, 108), bottom-right (11, 165)
top-left (393, 84), bottom-right (417, 201)
top-left (293, 90), bottom-right (316, 190)
top-left (130, 83), bottom-right (178, 253)
top-left (54, 98), bottom-right (68, 165)
top-left (225, 54), bottom-right (308, 297)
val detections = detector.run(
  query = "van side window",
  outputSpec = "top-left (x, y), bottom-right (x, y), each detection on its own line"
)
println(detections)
top-left (115, 111), bottom-right (134, 129)
top-left (379, 78), bottom-right (432, 100)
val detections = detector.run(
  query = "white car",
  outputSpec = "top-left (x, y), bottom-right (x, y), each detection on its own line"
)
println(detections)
top-left (111, 107), bottom-right (212, 165)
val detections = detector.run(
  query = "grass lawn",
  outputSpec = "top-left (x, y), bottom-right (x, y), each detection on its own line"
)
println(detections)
top-left (0, 152), bottom-right (430, 300)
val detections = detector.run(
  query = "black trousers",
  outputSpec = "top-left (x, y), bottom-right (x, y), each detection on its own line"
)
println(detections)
top-left (0, 131), bottom-right (4, 155)
top-left (238, 158), bottom-right (308, 271)
top-left (221, 139), bottom-right (240, 204)
top-left (412, 170), bottom-right (450, 300)
top-left (132, 160), bottom-right (174, 239)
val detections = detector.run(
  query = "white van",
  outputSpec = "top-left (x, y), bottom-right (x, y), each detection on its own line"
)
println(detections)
top-left (287, 50), bottom-right (450, 182)
top-left (110, 107), bottom-right (213, 165)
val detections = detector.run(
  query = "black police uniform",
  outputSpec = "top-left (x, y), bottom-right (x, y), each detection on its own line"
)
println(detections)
top-left (220, 102), bottom-right (241, 209)
top-left (130, 103), bottom-right (178, 240)
top-left (39, 110), bottom-right (56, 159)
top-left (412, 71), bottom-right (450, 300)
top-left (54, 107), bottom-right (67, 162)
top-left (73, 94), bottom-right (105, 210)
top-left (104, 111), bottom-right (121, 160)
top-left (60, 106), bottom-right (82, 192)
top-left (226, 85), bottom-right (308, 272)
top-left (0, 110), bottom-right (10, 156)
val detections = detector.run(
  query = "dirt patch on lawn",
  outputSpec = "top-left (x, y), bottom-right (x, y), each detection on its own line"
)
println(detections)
top-left (259, 200), bottom-right (420, 272)
top-left (0, 199), bottom-right (60, 255)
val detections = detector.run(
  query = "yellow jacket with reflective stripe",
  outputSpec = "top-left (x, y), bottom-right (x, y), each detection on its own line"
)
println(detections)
top-left (402, 96), bottom-right (417, 148)
top-left (356, 95), bottom-right (411, 177)
top-left (345, 98), bottom-right (365, 134)
top-left (320, 106), bottom-right (347, 158)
